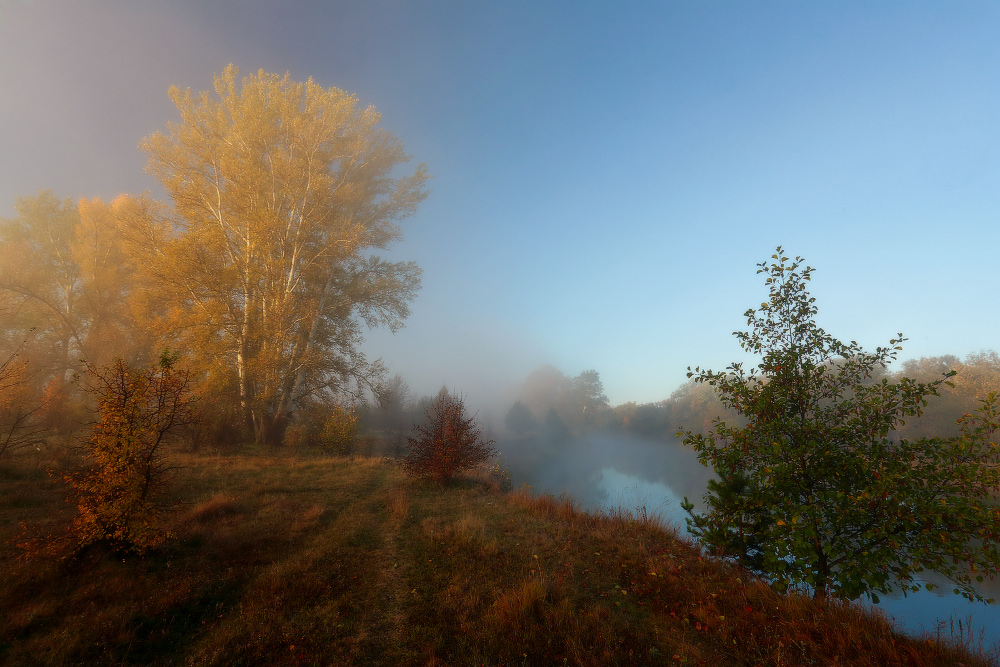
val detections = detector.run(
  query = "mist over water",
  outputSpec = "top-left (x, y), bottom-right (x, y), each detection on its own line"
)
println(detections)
top-left (497, 431), bottom-right (714, 522)
top-left (496, 429), bottom-right (1000, 653)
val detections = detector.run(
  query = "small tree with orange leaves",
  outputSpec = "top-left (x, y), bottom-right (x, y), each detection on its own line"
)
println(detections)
top-left (402, 390), bottom-right (496, 484)
top-left (65, 351), bottom-right (195, 555)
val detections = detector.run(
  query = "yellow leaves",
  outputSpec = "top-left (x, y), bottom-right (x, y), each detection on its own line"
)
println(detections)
top-left (139, 67), bottom-right (428, 446)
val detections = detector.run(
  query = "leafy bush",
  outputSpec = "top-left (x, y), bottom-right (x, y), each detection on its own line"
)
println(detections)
top-left (65, 352), bottom-right (195, 554)
top-left (320, 405), bottom-right (360, 454)
top-left (284, 400), bottom-right (359, 454)
top-left (403, 391), bottom-right (496, 483)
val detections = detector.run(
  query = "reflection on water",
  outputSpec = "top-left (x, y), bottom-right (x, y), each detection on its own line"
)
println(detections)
top-left (499, 430), bottom-right (999, 651)
top-left (597, 467), bottom-right (693, 532)
top-left (871, 575), bottom-right (1000, 652)
top-left (597, 465), bottom-right (1000, 652)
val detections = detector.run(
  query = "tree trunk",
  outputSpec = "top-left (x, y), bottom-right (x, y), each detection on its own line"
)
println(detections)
top-left (254, 411), bottom-right (288, 448)
top-left (236, 342), bottom-right (254, 434)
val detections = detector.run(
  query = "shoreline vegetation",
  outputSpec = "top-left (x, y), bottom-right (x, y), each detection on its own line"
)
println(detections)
top-left (2, 451), bottom-right (995, 667)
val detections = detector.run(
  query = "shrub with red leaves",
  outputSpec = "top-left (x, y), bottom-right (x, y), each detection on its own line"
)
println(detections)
top-left (402, 391), bottom-right (496, 484)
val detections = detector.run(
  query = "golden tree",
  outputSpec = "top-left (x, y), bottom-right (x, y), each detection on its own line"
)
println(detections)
top-left (953, 350), bottom-right (1000, 399)
top-left (138, 66), bottom-right (427, 446)
top-left (0, 192), bottom-right (83, 381)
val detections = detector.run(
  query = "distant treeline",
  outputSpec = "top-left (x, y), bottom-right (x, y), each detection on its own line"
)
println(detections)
top-left (497, 353), bottom-right (1000, 443)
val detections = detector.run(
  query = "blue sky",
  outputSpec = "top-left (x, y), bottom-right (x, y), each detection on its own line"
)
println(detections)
top-left (1, 1), bottom-right (998, 408)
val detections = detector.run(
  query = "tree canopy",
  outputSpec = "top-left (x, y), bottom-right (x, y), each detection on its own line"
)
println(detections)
top-left (137, 65), bottom-right (427, 445)
top-left (0, 192), bottom-right (138, 380)
top-left (681, 248), bottom-right (1000, 602)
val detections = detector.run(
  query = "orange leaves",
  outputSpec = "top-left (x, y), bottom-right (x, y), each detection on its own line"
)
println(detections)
top-left (139, 66), bottom-right (428, 447)
top-left (64, 355), bottom-right (194, 555)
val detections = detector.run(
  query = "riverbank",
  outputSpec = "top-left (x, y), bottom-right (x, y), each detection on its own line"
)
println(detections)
top-left (1, 452), bottom-right (993, 666)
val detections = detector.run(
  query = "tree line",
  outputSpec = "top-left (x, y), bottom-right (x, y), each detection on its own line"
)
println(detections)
top-left (499, 350), bottom-right (999, 444)
top-left (0, 65), bottom-right (427, 449)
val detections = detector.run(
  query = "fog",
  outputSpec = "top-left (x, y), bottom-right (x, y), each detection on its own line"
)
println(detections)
top-left (498, 430), bottom-right (713, 524)
top-left (2, 0), bottom-right (999, 654)
top-left (4, 2), bottom-right (1000, 410)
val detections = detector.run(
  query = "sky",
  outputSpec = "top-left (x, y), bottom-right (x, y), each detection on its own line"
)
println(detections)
top-left (1, 0), bottom-right (998, 409)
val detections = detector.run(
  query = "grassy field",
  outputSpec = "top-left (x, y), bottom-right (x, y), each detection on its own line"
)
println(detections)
top-left (0, 450), bottom-right (994, 666)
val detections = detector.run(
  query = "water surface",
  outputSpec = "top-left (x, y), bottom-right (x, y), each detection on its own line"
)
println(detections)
top-left (595, 464), bottom-right (1000, 653)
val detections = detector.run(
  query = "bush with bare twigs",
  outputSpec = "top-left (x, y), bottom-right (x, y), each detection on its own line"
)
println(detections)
top-left (0, 342), bottom-right (46, 458)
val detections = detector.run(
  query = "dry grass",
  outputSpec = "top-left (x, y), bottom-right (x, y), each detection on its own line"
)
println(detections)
top-left (0, 450), bottom-right (995, 666)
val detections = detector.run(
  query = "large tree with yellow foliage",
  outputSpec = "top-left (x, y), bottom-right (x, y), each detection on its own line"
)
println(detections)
top-left (138, 66), bottom-right (427, 446)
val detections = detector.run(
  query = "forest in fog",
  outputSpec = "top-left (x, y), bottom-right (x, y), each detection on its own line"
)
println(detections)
top-left (1, 64), bottom-right (997, 473)
top-left (2, 175), bottom-right (999, 468)
top-left (2, 66), bottom-right (1000, 667)
top-left (4, 180), bottom-right (997, 458)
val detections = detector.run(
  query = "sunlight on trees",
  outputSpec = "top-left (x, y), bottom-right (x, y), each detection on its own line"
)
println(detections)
top-left (681, 248), bottom-right (1000, 602)
top-left (65, 352), bottom-right (196, 554)
top-left (0, 341), bottom-right (45, 458)
top-left (0, 193), bottom-right (86, 382)
top-left (0, 193), bottom-right (140, 384)
top-left (135, 65), bottom-right (427, 446)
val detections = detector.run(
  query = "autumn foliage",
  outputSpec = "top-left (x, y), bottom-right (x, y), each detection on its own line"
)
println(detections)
top-left (284, 400), bottom-right (360, 454)
top-left (0, 342), bottom-right (45, 458)
top-left (65, 352), bottom-right (195, 554)
top-left (402, 391), bottom-right (496, 483)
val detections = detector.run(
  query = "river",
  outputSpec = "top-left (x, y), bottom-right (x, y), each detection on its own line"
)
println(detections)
top-left (594, 464), bottom-right (1000, 654)
top-left (499, 430), bottom-right (1000, 653)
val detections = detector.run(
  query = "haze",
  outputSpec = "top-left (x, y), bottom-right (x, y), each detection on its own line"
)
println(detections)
top-left (1, 0), bottom-right (998, 407)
